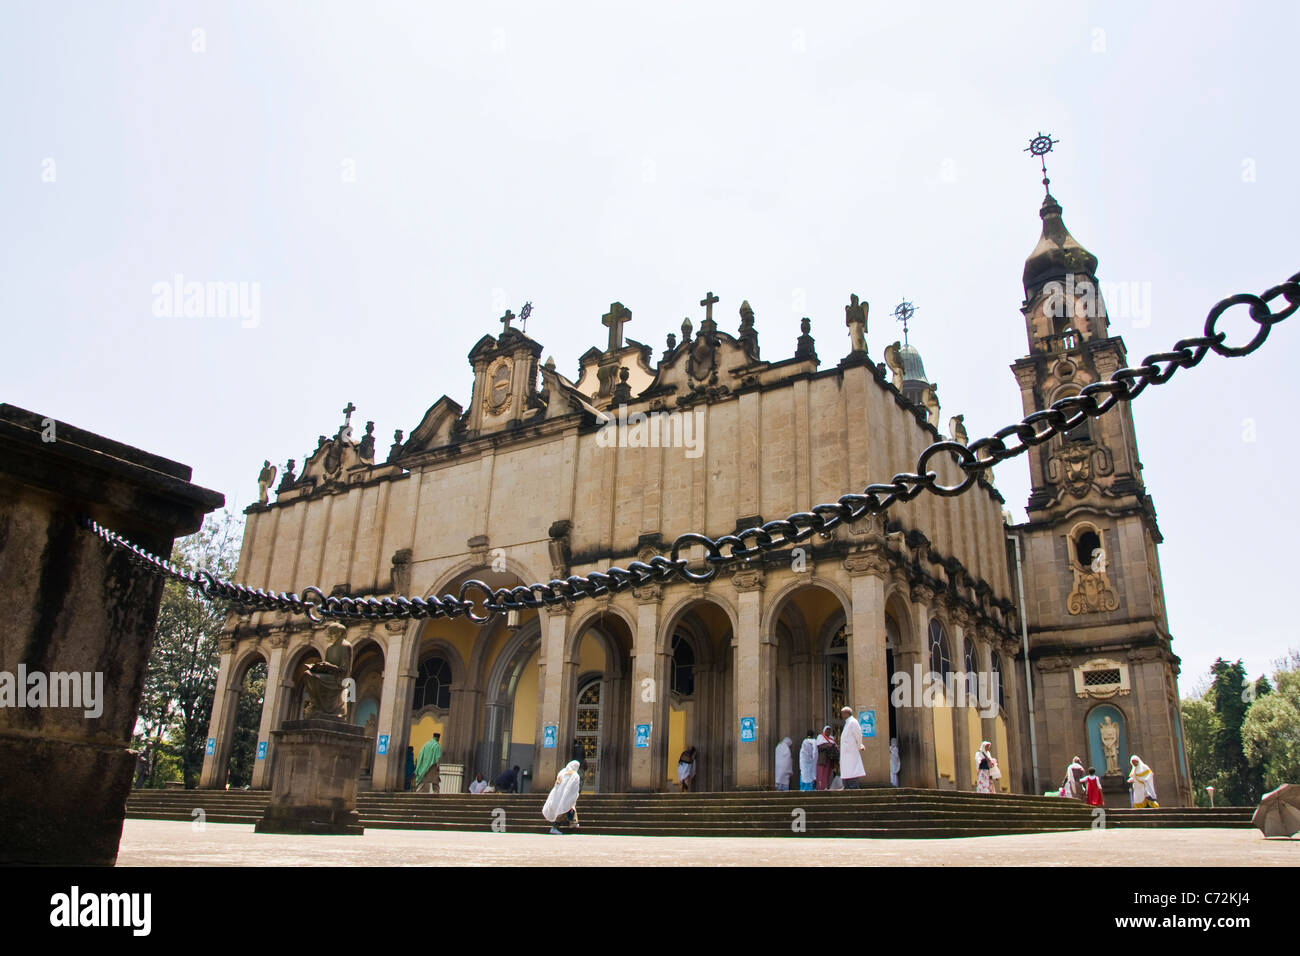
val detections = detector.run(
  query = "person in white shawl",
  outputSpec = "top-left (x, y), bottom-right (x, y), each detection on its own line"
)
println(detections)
top-left (889, 738), bottom-right (901, 787)
top-left (974, 740), bottom-right (998, 794)
top-left (798, 731), bottom-right (817, 791)
top-left (543, 760), bottom-right (583, 834)
top-left (1128, 754), bottom-right (1159, 808)
top-left (838, 707), bottom-right (866, 788)
top-left (774, 736), bottom-right (794, 790)
top-left (1062, 755), bottom-right (1085, 799)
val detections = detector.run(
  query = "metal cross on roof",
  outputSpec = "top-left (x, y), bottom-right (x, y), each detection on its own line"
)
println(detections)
top-left (519, 301), bottom-right (532, 333)
top-left (894, 299), bottom-right (918, 347)
top-left (1024, 131), bottom-right (1059, 196)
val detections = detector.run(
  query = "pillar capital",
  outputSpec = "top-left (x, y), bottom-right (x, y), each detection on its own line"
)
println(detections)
top-left (843, 550), bottom-right (890, 578)
top-left (731, 566), bottom-right (765, 591)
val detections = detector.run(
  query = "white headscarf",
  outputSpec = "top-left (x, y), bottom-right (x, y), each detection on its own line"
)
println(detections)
top-left (542, 760), bottom-right (583, 822)
top-left (975, 740), bottom-right (992, 767)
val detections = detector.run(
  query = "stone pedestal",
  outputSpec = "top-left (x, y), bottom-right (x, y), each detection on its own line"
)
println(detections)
top-left (0, 404), bottom-right (223, 865)
top-left (255, 718), bottom-right (368, 835)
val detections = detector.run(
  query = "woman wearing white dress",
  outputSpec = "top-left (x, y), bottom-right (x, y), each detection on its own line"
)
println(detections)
top-left (974, 740), bottom-right (998, 793)
top-left (1128, 754), bottom-right (1159, 808)
top-left (543, 760), bottom-right (583, 834)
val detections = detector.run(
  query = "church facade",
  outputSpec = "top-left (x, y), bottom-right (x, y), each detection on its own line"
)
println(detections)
top-left (199, 194), bottom-right (1193, 806)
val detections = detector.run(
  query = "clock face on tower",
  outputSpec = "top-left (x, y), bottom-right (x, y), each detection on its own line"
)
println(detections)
top-left (483, 356), bottom-right (513, 416)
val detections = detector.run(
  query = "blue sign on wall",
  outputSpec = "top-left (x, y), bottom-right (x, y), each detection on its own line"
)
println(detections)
top-left (205, 737), bottom-right (215, 756)
top-left (635, 724), bottom-right (651, 749)
top-left (256, 741), bottom-right (267, 760)
top-left (377, 733), bottom-right (389, 756)
top-left (740, 717), bottom-right (757, 742)
top-left (543, 724), bottom-right (558, 749)
top-left (860, 710), bottom-right (876, 738)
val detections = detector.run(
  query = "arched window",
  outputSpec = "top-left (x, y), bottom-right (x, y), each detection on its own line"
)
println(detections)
top-left (671, 632), bottom-right (696, 696)
top-left (963, 637), bottom-right (978, 699)
top-left (826, 625), bottom-right (848, 718)
top-left (414, 656), bottom-right (452, 711)
top-left (1075, 530), bottom-right (1101, 568)
top-left (928, 620), bottom-right (951, 679)
top-left (990, 652), bottom-right (1005, 711)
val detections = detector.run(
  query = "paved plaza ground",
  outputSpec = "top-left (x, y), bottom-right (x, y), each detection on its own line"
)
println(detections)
top-left (117, 820), bottom-right (1299, 867)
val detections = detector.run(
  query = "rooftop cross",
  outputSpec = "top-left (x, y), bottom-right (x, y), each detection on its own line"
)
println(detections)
top-left (699, 291), bottom-right (719, 324)
top-left (499, 309), bottom-right (516, 333)
top-left (519, 301), bottom-right (532, 334)
top-left (602, 302), bottom-right (631, 353)
top-left (342, 402), bottom-right (357, 426)
top-left (894, 299), bottom-right (917, 347)
top-left (1024, 131), bottom-right (1059, 197)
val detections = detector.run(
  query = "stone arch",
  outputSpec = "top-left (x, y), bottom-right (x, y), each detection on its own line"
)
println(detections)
top-left (659, 594), bottom-right (736, 792)
top-left (563, 610), bottom-right (635, 792)
top-left (222, 648), bottom-right (268, 789)
top-left (479, 617), bottom-right (544, 783)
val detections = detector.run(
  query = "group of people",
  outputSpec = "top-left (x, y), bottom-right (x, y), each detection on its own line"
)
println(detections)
top-left (1058, 753), bottom-right (1158, 808)
top-left (772, 707), bottom-right (872, 791)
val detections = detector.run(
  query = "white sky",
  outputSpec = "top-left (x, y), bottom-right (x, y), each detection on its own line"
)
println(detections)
top-left (3, 1), bottom-right (1297, 690)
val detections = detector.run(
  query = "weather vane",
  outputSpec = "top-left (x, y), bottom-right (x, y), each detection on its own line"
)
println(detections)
top-left (1024, 131), bottom-right (1059, 196)
top-left (519, 301), bottom-right (532, 333)
top-left (894, 299), bottom-right (917, 347)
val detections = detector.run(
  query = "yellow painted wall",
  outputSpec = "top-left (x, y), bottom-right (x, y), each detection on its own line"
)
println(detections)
top-left (933, 705), bottom-right (955, 783)
top-left (995, 715), bottom-right (1010, 793)
top-left (510, 649), bottom-right (539, 742)
top-left (577, 630), bottom-right (607, 673)
top-left (410, 713), bottom-right (444, 757)
top-left (422, 617), bottom-right (478, 673)
top-left (966, 707), bottom-right (983, 785)
top-left (667, 702), bottom-right (686, 785)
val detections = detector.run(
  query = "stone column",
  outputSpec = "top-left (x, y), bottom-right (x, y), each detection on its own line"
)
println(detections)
top-left (951, 609), bottom-right (974, 791)
top-left (0, 404), bottom-right (223, 865)
top-left (373, 622), bottom-right (414, 791)
top-left (732, 568), bottom-right (766, 789)
top-left (892, 647), bottom-right (926, 787)
top-left (629, 587), bottom-right (665, 791)
top-left (199, 638), bottom-right (238, 788)
top-left (250, 633), bottom-right (291, 789)
top-left (536, 604), bottom-right (573, 784)
top-left (909, 583), bottom-right (940, 787)
top-left (844, 551), bottom-right (891, 784)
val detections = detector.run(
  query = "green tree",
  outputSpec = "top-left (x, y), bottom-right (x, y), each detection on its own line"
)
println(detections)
top-left (226, 662), bottom-right (267, 789)
top-left (1207, 659), bottom-right (1266, 805)
top-left (1180, 696), bottom-right (1223, 807)
top-left (133, 509), bottom-right (243, 788)
top-left (1242, 659), bottom-right (1300, 792)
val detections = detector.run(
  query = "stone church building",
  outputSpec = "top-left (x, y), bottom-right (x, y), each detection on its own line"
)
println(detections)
top-left (199, 190), bottom-right (1193, 806)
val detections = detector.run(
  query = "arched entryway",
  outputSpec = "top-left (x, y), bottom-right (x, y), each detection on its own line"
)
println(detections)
top-left (565, 612), bottom-right (634, 793)
top-left (224, 653), bottom-right (266, 789)
top-left (663, 599), bottom-right (733, 792)
top-left (350, 638), bottom-right (385, 788)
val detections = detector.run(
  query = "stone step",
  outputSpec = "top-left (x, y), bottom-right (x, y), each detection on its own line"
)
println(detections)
top-left (125, 788), bottom-right (1254, 838)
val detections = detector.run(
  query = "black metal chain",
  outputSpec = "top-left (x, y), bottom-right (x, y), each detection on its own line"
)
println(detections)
top-left (81, 271), bottom-right (1300, 626)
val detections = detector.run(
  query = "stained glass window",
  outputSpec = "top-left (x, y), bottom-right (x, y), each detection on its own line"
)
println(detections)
top-left (928, 620), bottom-right (951, 679)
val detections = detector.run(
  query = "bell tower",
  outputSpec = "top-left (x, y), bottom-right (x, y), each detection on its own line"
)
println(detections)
top-left (1010, 134), bottom-right (1191, 806)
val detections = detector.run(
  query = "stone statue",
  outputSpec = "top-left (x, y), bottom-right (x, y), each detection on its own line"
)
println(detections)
top-left (358, 421), bottom-right (376, 462)
top-left (949, 414), bottom-right (967, 446)
top-left (1090, 547), bottom-right (1107, 575)
top-left (845, 294), bottom-right (868, 352)
top-left (883, 341), bottom-right (905, 389)
top-left (921, 383), bottom-right (941, 429)
top-left (257, 460), bottom-right (277, 506)
top-left (794, 317), bottom-right (816, 361)
top-left (276, 459), bottom-right (297, 494)
top-left (303, 622), bottom-right (353, 720)
top-left (738, 300), bottom-right (759, 361)
top-left (1099, 715), bottom-right (1121, 773)
top-left (387, 430), bottom-right (405, 463)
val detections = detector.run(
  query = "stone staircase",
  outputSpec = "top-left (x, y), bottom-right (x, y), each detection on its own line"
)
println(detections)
top-left (125, 788), bottom-right (1256, 838)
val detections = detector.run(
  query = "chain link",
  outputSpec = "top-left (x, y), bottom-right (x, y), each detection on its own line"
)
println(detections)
top-left (80, 271), bottom-right (1300, 626)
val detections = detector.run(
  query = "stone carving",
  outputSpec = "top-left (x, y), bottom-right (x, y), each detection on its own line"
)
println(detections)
top-left (483, 355), bottom-right (514, 415)
top-left (612, 367), bottom-right (632, 405)
top-left (949, 414), bottom-right (967, 446)
top-left (276, 459), bottom-right (297, 494)
top-left (1047, 442), bottom-right (1113, 498)
top-left (257, 460), bottom-right (277, 506)
top-left (738, 300), bottom-right (759, 361)
top-left (303, 622), bottom-right (353, 720)
top-left (358, 421), bottom-right (376, 463)
top-left (548, 520), bottom-right (573, 579)
top-left (1068, 554), bottom-right (1119, 615)
top-left (1099, 715), bottom-right (1121, 774)
top-left (794, 317), bottom-right (817, 361)
top-left (391, 548), bottom-right (413, 595)
top-left (664, 331), bottom-right (677, 361)
top-left (921, 384), bottom-right (941, 428)
top-left (387, 430), bottom-right (405, 462)
top-left (845, 294), bottom-right (868, 353)
top-left (883, 341), bottom-right (905, 390)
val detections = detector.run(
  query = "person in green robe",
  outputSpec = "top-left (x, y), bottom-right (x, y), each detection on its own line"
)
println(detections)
top-left (414, 733), bottom-right (442, 793)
